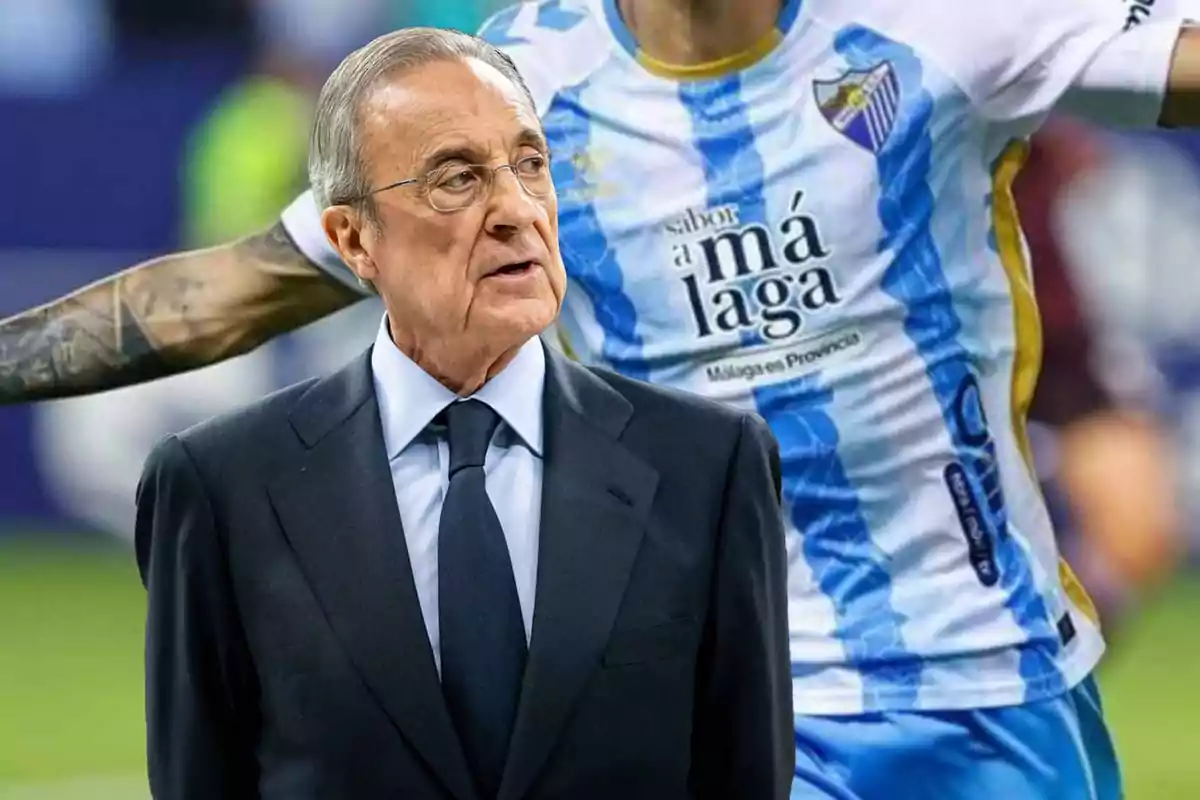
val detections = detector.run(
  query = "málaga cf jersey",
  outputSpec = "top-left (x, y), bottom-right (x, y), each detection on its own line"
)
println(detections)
top-left (281, 0), bottom-right (1176, 714)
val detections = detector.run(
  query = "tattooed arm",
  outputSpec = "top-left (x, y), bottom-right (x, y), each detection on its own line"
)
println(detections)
top-left (0, 223), bottom-right (360, 404)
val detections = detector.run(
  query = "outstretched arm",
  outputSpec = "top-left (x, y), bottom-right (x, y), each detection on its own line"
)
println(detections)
top-left (0, 223), bottom-right (360, 404)
top-left (1161, 25), bottom-right (1200, 126)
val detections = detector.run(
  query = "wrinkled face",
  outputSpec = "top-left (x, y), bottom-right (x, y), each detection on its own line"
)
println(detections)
top-left (323, 57), bottom-right (565, 372)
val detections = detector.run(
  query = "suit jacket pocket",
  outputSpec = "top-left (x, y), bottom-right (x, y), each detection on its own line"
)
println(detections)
top-left (602, 616), bottom-right (700, 668)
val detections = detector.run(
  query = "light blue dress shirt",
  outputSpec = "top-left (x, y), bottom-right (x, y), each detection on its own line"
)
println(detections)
top-left (370, 317), bottom-right (545, 673)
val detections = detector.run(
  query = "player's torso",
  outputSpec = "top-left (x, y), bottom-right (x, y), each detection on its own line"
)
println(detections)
top-left (490, 0), bottom-right (1102, 712)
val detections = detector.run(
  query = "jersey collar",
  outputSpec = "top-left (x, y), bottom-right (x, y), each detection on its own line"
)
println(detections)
top-left (598, 0), bottom-right (804, 80)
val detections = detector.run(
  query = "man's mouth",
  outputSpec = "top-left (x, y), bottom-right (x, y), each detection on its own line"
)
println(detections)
top-left (489, 261), bottom-right (536, 277)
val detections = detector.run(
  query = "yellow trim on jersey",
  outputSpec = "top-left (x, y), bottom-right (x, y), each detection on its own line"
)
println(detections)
top-left (991, 142), bottom-right (1040, 470)
top-left (991, 140), bottom-right (1100, 627)
top-left (636, 29), bottom-right (783, 80)
top-left (1058, 559), bottom-right (1100, 627)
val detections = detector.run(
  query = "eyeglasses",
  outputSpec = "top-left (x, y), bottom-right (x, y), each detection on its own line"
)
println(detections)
top-left (349, 154), bottom-right (553, 212)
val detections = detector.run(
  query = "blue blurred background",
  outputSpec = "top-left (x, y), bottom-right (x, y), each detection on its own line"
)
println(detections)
top-left (0, 2), bottom-right (1198, 797)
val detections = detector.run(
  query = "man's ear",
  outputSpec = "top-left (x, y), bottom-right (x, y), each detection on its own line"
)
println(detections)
top-left (321, 204), bottom-right (379, 285)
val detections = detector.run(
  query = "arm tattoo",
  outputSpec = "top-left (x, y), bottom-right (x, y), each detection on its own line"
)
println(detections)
top-left (0, 223), bottom-right (357, 404)
top-left (0, 287), bottom-right (171, 403)
top-left (237, 219), bottom-right (314, 269)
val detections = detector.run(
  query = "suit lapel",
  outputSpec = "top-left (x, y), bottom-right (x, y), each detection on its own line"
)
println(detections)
top-left (498, 350), bottom-right (659, 800)
top-left (267, 350), bottom-right (478, 800)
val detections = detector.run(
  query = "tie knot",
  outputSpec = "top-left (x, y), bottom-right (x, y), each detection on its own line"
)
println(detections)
top-left (443, 399), bottom-right (500, 476)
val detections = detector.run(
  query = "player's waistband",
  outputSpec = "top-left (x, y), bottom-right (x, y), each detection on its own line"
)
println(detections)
top-left (789, 610), bottom-right (1105, 715)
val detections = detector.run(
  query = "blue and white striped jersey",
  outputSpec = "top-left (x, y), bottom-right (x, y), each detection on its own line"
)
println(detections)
top-left (281, 0), bottom-right (1180, 714)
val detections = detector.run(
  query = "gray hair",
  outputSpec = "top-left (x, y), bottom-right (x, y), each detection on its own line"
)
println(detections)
top-left (308, 27), bottom-right (537, 225)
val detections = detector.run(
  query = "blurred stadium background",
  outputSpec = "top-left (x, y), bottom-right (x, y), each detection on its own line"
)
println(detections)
top-left (1, 1), bottom-right (1198, 797)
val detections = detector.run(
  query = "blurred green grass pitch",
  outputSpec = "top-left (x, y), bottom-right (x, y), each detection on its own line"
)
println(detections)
top-left (0, 532), bottom-right (1196, 798)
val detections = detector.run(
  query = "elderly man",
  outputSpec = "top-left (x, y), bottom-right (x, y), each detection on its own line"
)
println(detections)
top-left (134, 26), bottom-right (792, 800)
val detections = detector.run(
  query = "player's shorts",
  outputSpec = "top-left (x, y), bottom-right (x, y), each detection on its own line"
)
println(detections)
top-left (790, 674), bottom-right (1121, 800)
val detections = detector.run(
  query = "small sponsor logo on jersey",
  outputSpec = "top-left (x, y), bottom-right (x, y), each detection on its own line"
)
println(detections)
top-left (562, 149), bottom-right (622, 202)
top-left (1124, 0), bottom-right (1157, 29)
top-left (668, 190), bottom-right (843, 343)
top-left (944, 373), bottom-right (1011, 587)
top-left (814, 62), bottom-right (900, 153)
top-left (944, 462), bottom-right (1000, 587)
top-left (1056, 612), bottom-right (1077, 646)
top-left (700, 329), bottom-right (865, 391)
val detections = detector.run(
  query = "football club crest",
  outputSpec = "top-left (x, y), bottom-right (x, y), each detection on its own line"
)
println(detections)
top-left (814, 62), bottom-right (900, 153)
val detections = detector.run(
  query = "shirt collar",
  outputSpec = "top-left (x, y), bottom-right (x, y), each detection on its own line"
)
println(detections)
top-left (370, 315), bottom-right (545, 460)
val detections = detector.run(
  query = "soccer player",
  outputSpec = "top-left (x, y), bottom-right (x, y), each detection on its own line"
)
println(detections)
top-left (4, 0), bottom-right (1200, 797)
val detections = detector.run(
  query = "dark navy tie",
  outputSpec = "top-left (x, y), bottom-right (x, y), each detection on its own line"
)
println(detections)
top-left (437, 399), bottom-right (527, 799)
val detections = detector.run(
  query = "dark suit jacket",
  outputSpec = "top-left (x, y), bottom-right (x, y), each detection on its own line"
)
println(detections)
top-left (135, 344), bottom-right (792, 800)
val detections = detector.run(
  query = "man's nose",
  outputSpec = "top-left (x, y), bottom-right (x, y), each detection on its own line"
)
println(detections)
top-left (485, 168), bottom-right (541, 234)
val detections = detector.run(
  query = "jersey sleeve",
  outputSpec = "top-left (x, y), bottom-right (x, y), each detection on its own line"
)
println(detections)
top-left (901, 0), bottom-right (1128, 127)
top-left (1061, 0), bottom-right (1200, 129)
top-left (476, 5), bottom-right (560, 115)
top-left (476, 0), bottom-right (610, 116)
top-left (278, 189), bottom-right (371, 296)
top-left (1060, 17), bottom-right (1183, 128)
top-left (1124, 0), bottom-right (1200, 28)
